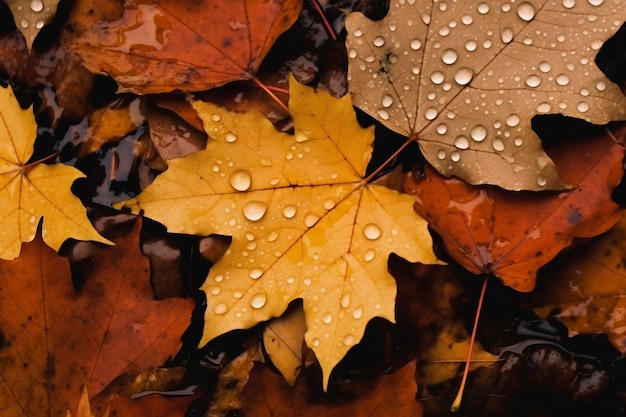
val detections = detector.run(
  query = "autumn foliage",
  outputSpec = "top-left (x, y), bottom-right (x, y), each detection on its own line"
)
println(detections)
top-left (2, 0), bottom-right (626, 416)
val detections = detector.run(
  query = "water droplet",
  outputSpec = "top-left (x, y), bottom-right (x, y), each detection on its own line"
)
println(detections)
top-left (377, 109), bottom-right (390, 120)
top-left (364, 249), bottom-right (376, 262)
top-left (229, 169), bottom-right (251, 191)
top-left (343, 334), bottom-right (355, 346)
top-left (282, 205), bottom-right (297, 219)
top-left (303, 278), bottom-right (312, 286)
top-left (250, 292), bottom-right (267, 309)
top-left (304, 213), bottom-right (320, 227)
top-left (249, 268), bottom-right (263, 279)
top-left (20, 18), bottom-right (28, 28)
top-left (556, 74), bottom-right (570, 86)
top-left (243, 201), bottom-right (268, 221)
top-left (562, 0), bottom-right (576, 8)
top-left (312, 338), bottom-right (320, 347)
top-left (341, 293), bottom-right (351, 308)
top-left (536, 176), bottom-right (547, 187)
top-left (430, 71), bottom-right (444, 84)
top-left (437, 149), bottom-right (447, 159)
top-left (577, 101), bottom-right (589, 112)
top-left (588, 0), bottom-right (603, 5)
top-left (516, 2), bottom-right (536, 21)
top-left (451, 151), bottom-right (461, 162)
top-left (323, 199), bottom-right (335, 210)
top-left (492, 138), bottom-right (505, 151)
top-left (214, 274), bottom-right (224, 282)
top-left (287, 276), bottom-right (295, 284)
top-left (477, 2), bottom-right (490, 14)
top-left (436, 123), bottom-right (448, 135)
top-left (464, 40), bottom-right (477, 52)
top-left (454, 67), bottom-right (473, 85)
top-left (595, 80), bottom-right (606, 91)
top-left (322, 313), bottom-right (333, 324)
top-left (211, 287), bottom-right (221, 295)
top-left (381, 94), bottom-right (394, 108)
top-left (454, 135), bottom-right (470, 149)
top-left (224, 132), bottom-right (237, 143)
top-left (501, 27), bottom-right (514, 43)
top-left (442, 49), bottom-right (458, 64)
top-left (470, 125), bottom-right (487, 142)
top-left (514, 137), bottom-right (524, 146)
top-left (348, 48), bottom-right (357, 59)
top-left (425, 107), bottom-right (438, 120)
top-left (536, 102), bottom-right (552, 113)
top-left (29, 215), bottom-right (37, 223)
top-left (213, 303), bottom-right (228, 315)
top-left (373, 36), bottom-right (385, 47)
top-left (363, 223), bottom-right (382, 240)
top-left (211, 113), bottom-right (221, 122)
top-left (267, 231), bottom-right (279, 242)
top-left (525, 74), bottom-right (542, 88)
top-left (352, 307), bottom-right (363, 319)
top-left (538, 62), bottom-right (551, 73)
top-left (410, 38), bottom-right (422, 50)
top-left (233, 291), bottom-right (243, 299)
top-left (30, 0), bottom-right (43, 12)
top-left (506, 114), bottom-right (520, 127)
top-left (461, 14), bottom-right (473, 25)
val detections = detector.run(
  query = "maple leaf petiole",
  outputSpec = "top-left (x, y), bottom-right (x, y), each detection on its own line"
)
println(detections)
top-left (363, 136), bottom-right (415, 183)
top-left (309, 0), bottom-right (337, 41)
top-left (251, 75), bottom-right (289, 114)
top-left (450, 275), bottom-right (489, 413)
top-left (20, 150), bottom-right (61, 172)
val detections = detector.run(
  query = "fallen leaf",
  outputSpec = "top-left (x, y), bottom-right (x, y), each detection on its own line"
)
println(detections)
top-left (63, 0), bottom-right (302, 94)
top-left (0, 84), bottom-right (110, 260)
top-left (262, 303), bottom-right (308, 385)
top-left (530, 214), bottom-right (626, 354)
top-left (405, 128), bottom-right (626, 292)
top-left (243, 360), bottom-right (422, 417)
top-left (66, 386), bottom-right (109, 417)
top-left (114, 75), bottom-right (441, 389)
top-left (6, 0), bottom-right (59, 51)
top-left (345, 0), bottom-right (626, 190)
top-left (0, 216), bottom-right (194, 417)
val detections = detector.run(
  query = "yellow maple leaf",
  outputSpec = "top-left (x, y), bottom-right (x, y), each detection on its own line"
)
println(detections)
top-left (115, 75), bottom-right (442, 389)
top-left (0, 85), bottom-right (111, 260)
top-left (66, 386), bottom-right (109, 417)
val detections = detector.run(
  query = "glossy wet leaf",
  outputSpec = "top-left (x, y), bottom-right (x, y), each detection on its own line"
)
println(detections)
top-left (0, 84), bottom-right (110, 260)
top-left (346, 0), bottom-right (626, 190)
top-left (64, 0), bottom-right (302, 94)
top-left (0, 217), bottom-right (193, 417)
top-left (6, 0), bottom-right (59, 51)
top-left (530, 215), bottom-right (626, 354)
top-left (405, 128), bottom-right (625, 292)
top-left (115, 76), bottom-right (441, 389)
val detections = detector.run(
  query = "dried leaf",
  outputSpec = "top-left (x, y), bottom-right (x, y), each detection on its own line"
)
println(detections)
top-left (6, 0), bottom-right (59, 51)
top-left (66, 386), bottom-right (109, 417)
top-left (115, 75), bottom-right (442, 389)
top-left (0, 216), bottom-right (193, 417)
top-left (530, 215), bottom-right (626, 354)
top-left (64, 0), bottom-right (302, 94)
top-left (405, 128), bottom-right (625, 292)
top-left (346, 0), bottom-right (626, 190)
top-left (0, 84), bottom-right (111, 260)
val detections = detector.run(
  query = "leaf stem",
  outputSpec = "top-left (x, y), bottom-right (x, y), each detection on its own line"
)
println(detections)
top-left (20, 150), bottom-right (61, 171)
top-left (251, 75), bottom-right (290, 114)
top-left (450, 275), bottom-right (489, 412)
top-left (309, 0), bottom-right (337, 41)
top-left (363, 137), bottom-right (415, 183)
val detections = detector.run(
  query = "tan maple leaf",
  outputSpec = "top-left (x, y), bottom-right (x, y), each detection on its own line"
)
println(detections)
top-left (6, 0), bottom-right (59, 50)
top-left (345, 0), bottom-right (626, 190)
top-left (114, 75), bottom-right (442, 389)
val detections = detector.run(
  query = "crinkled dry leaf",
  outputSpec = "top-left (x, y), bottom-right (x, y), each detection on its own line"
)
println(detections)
top-left (64, 0), bottom-right (302, 94)
top-left (115, 76), bottom-right (441, 389)
top-left (0, 84), bottom-right (110, 260)
top-left (6, 0), bottom-right (59, 51)
top-left (346, 0), bottom-right (626, 190)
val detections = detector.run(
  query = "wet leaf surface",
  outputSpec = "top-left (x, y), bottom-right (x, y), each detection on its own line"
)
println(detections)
top-left (346, 0), bottom-right (626, 190)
